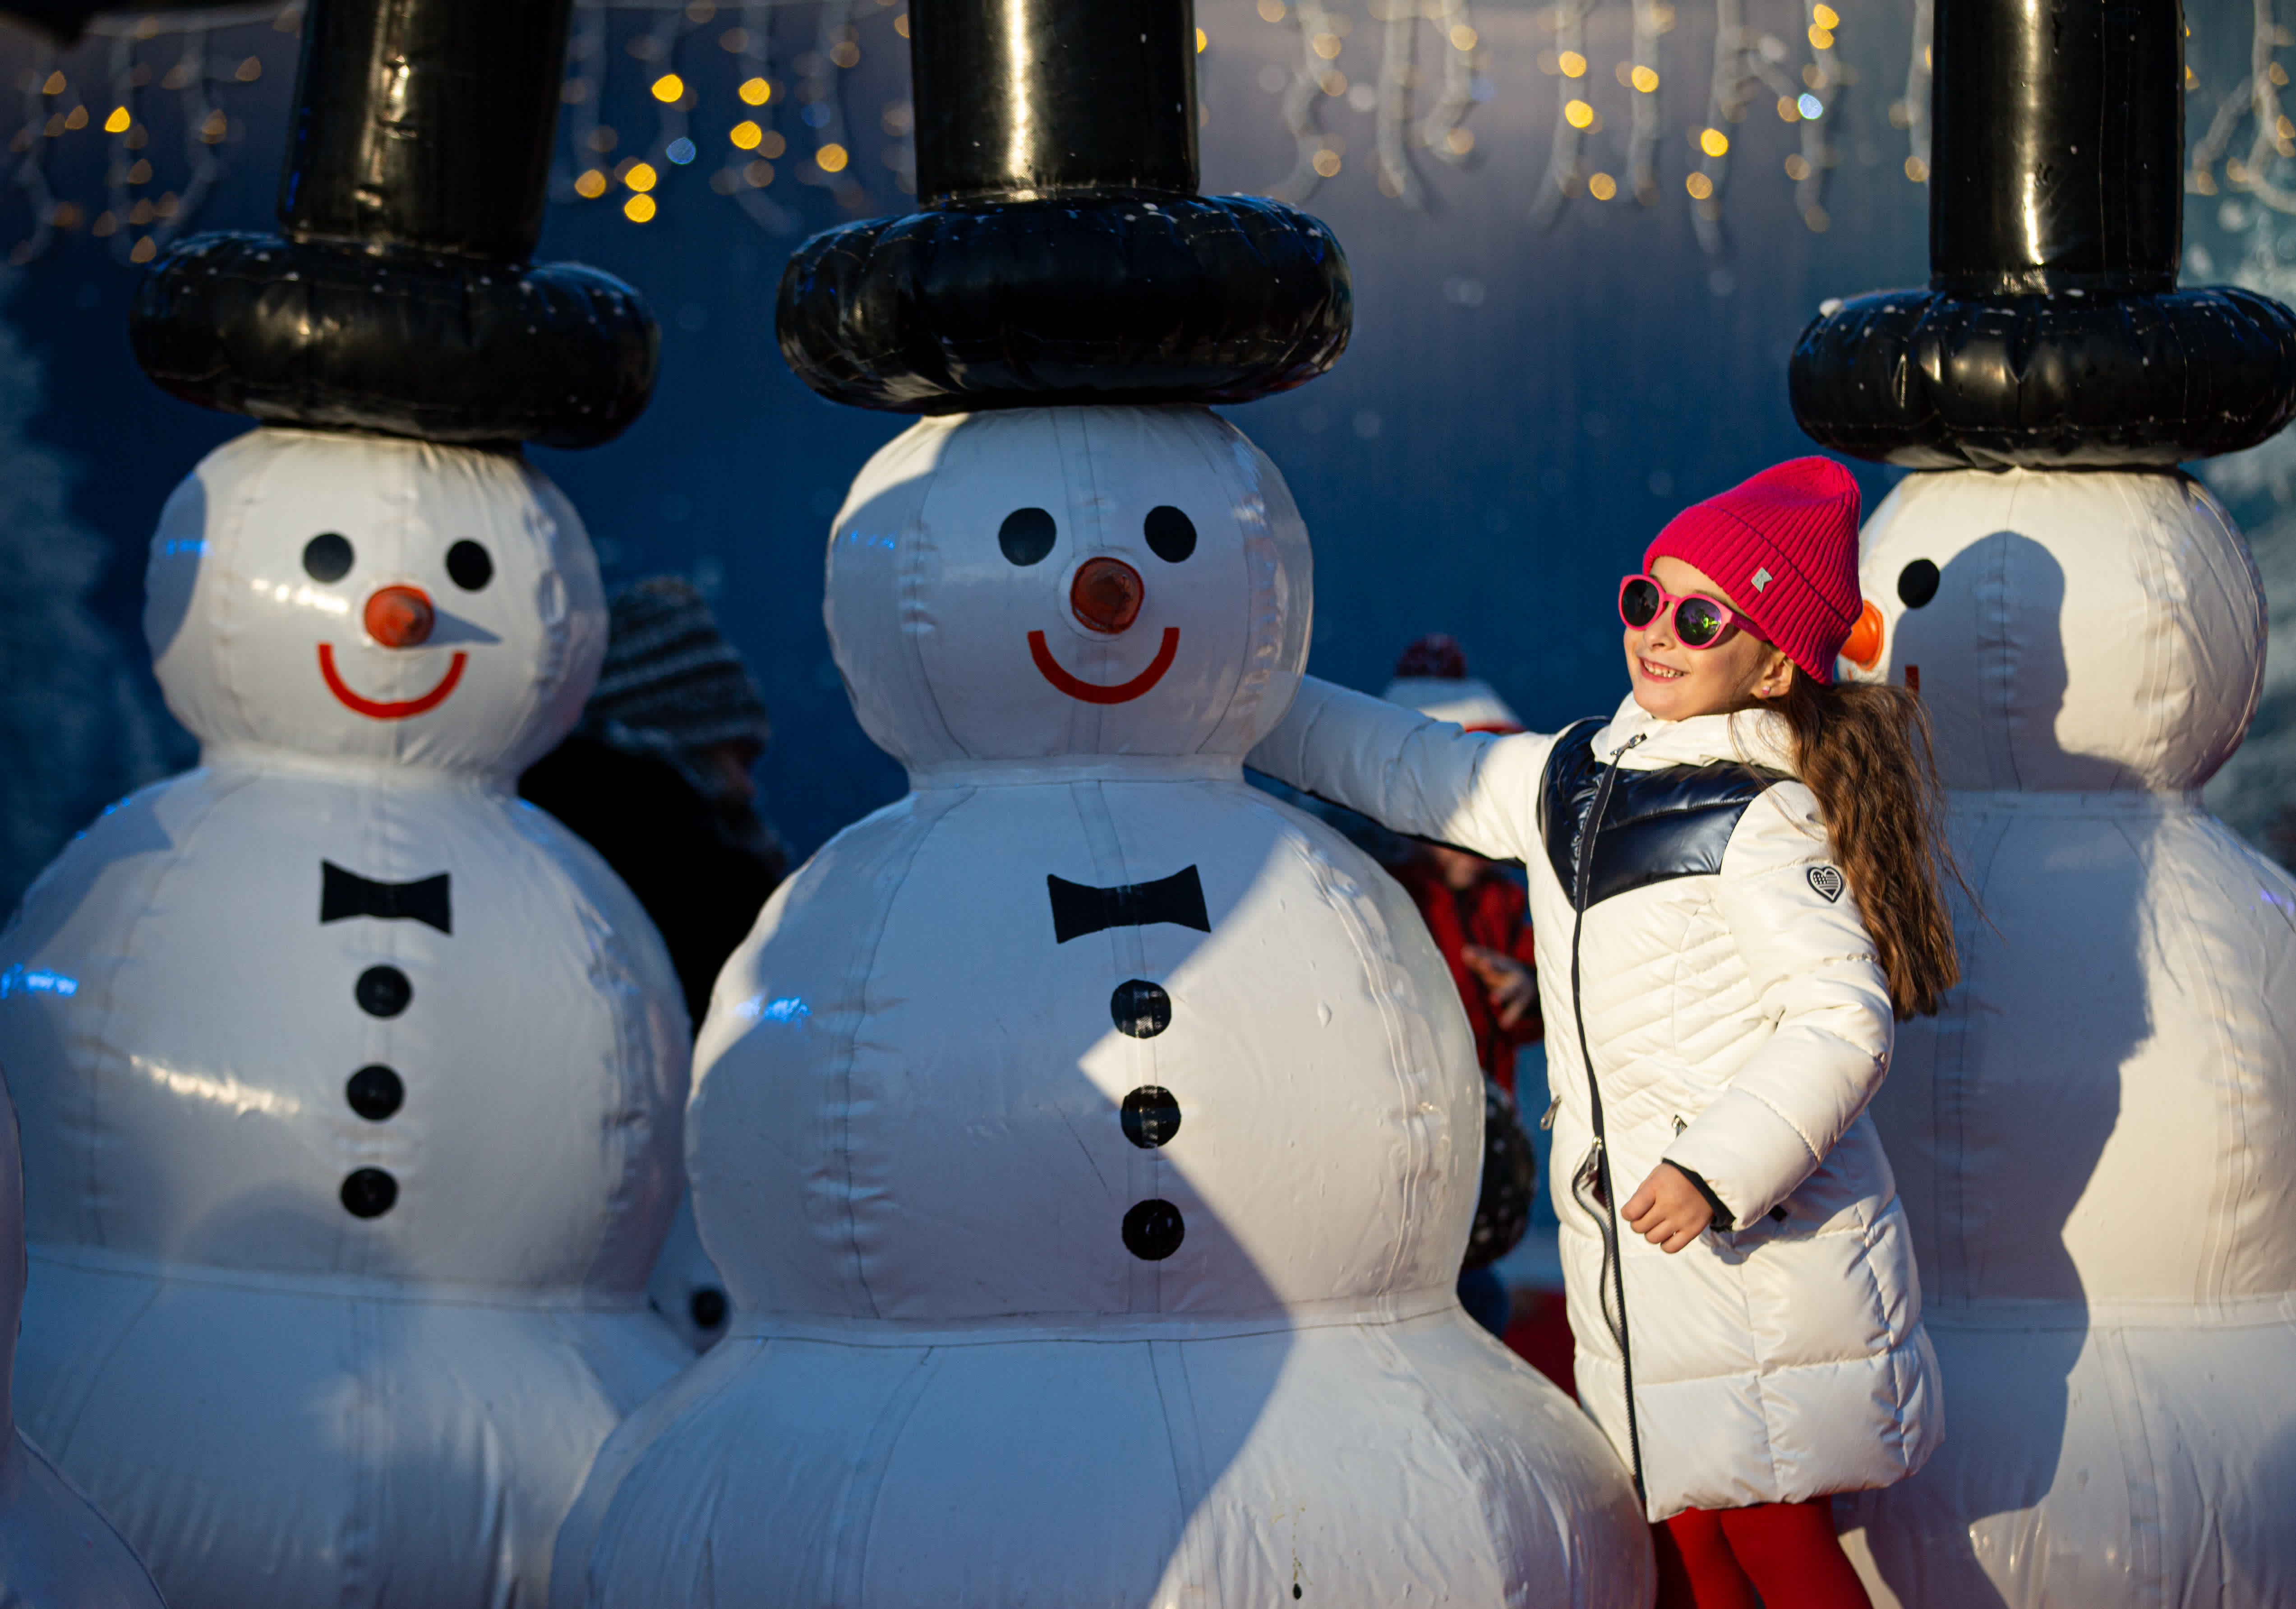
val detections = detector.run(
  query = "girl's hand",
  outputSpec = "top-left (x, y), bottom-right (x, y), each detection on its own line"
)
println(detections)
top-left (1622, 1163), bottom-right (1713, 1254)
top-left (1461, 945), bottom-right (1536, 1030)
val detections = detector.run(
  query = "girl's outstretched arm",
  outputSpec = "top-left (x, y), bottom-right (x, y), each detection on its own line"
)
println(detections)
top-left (1662, 783), bottom-right (1896, 1228)
top-left (1248, 676), bottom-right (1552, 864)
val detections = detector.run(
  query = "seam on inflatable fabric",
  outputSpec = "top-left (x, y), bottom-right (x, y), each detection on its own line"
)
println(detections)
top-left (2096, 1325), bottom-right (2168, 1602)
top-left (826, 1345), bottom-right (940, 1605)
top-left (1369, 1318), bottom-right (1530, 1608)
top-left (1941, 810), bottom-right (2014, 1303)
top-left (1191, 411), bottom-right (1257, 761)
top-left (724, 1288), bottom-right (1462, 1345)
top-left (900, 448), bottom-right (961, 764)
top-left (1066, 780), bottom-right (1158, 1318)
top-left (2128, 808), bottom-right (2237, 1307)
top-left (1294, 811), bottom-right (1429, 1298)
top-left (212, 435), bottom-right (274, 751)
top-left (28, 1243), bottom-right (658, 1309)
top-left (92, 768), bottom-right (261, 1251)
top-left (1243, 784), bottom-right (1441, 1290)
top-left (1147, 1338), bottom-right (1211, 1596)
top-left (844, 793), bottom-right (968, 1319)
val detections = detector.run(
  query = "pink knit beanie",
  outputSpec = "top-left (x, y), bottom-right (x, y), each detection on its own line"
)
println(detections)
top-left (1642, 456), bottom-right (1863, 683)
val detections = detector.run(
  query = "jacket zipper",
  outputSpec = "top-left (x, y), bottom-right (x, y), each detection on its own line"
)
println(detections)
top-left (1568, 731), bottom-right (1646, 1507)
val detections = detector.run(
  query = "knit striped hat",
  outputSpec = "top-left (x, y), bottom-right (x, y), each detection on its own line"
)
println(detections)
top-left (1642, 457), bottom-right (1863, 683)
top-left (581, 576), bottom-right (770, 766)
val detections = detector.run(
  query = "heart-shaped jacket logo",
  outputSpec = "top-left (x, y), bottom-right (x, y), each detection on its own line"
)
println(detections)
top-left (1807, 865), bottom-right (1844, 903)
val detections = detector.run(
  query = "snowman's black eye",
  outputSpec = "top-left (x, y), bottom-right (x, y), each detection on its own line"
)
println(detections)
top-left (998, 507), bottom-right (1056, 566)
top-left (446, 540), bottom-right (494, 592)
top-left (1143, 506), bottom-right (1197, 563)
top-left (302, 532), bottom-right (354, 583)
top-left (1897, 559), bottom-right (1941, 609)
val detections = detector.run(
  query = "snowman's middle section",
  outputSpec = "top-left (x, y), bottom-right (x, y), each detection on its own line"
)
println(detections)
top-left (691, 774), bottom-right (1482, 1328)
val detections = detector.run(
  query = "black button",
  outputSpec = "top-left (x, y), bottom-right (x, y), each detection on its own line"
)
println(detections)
top-left (355, 965), bottom-right (411, 1018)
top-left (1122, 1199), bottom-right (1185, 1260)
top-left (1121, 1086), bottom-right (1181, 1149)
top-left (341, 1168), bottom-right (397, 1218)
top-left (690, 1287), bottom-right (728, 1330)
top-left (1110, 979), bottom-right (1171, 1038)
top-left (346, 1065), bottom-right (404, 1121)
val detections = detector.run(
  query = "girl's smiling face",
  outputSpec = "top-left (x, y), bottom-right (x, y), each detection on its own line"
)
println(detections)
top-left (1624, 555), bottom-right (1797, 720)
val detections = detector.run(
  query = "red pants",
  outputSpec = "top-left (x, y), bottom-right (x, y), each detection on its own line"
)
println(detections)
top-left (1653, 1499), bottom-right (1873, 1609)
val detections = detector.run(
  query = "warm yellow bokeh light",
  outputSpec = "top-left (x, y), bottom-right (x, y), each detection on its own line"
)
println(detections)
top-left (1812, 4), bottom-right (1840, 27)
top-left (1311, 148), bottom-right (1341, 178)
top-left (625, 161), bottom-right (659, 192)
top-left (739, 76), bottom-right (770, 104)
top-left (1195, 27), bottom-right (1207, 51)
top-left (1445, 126), bottom-right (1474, 154)
top-left (103, 105), bottom-right (130, 134)
top-left (652, 74), bottom-right (685, 103)
top-left (574, 168), bottom-right (608, 198)
top-left (623, 194), bottom-right (657, 222)
top-left (1563, 98), bottom-right (1595, 129)
top-left (1699, 126), bottom-right (1729, 156)
top-left (1449, 23), bottom-right (1477, 50)
top-left (1587, 171), bottom-right (1618, 200)
top-left (730, 120), bottom-right (762, 148)
top-left (1631, 64), bottom-right (1659, 92)
top-left (1558, 50), bottom-right (1587, 77)
top-left (816, 142), bottom-right (849, 173)
top-left (1685, 171), bottom-right (1715, 199)
top-left (1808, 25), bottom-right (1834, 49)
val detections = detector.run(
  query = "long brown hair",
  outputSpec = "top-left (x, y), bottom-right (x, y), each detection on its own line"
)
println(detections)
top-left (1771, 673), bottom-right (1960, 1020)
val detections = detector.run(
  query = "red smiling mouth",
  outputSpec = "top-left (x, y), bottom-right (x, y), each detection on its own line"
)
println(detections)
top-left (318, 643), bottom-right (469, 720)
top-left (1028, 628), bottom-right (1180, 705)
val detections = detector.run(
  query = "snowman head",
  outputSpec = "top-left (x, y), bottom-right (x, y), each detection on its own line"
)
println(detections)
top-left (825, 406), bottom-right (1312, 774)
top-left (145, 428), bottom-right (608, 779)
top-left (1848, 469), bottom-right (2264, 792)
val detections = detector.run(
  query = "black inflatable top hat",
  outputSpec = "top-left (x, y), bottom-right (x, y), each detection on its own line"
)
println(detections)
top-left (129, 0), bottom-right (657, 449)
top-left (777, 0), bottom-right (1351, 412)
top-left (1790, 0), bottom-right (2296, 469)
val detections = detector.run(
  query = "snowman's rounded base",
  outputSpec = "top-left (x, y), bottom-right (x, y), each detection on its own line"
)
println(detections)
top-left (1838, 1306), bottom-right (2296, 1608)
top-left (16, 1251), bottom-right (689, 1609)
top-left (553, 1303), bottom-right (1651, 1609)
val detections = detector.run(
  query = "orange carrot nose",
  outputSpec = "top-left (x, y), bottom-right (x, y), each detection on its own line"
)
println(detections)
top-left (364, 585), bottom-right (436, 649)
top-left (1842, 598), bottom-right (1885, 671)
top-left (1070, 556), bottom-right (1144, 635)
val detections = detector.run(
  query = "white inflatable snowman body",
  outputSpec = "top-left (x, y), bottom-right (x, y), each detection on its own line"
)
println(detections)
top-left (552, 404), bottom-right (1650, 1609)
top-left (1831, 468), bottom-right (2296, 1607)
top-left (0, 1069), bottom-right (166, 1609)
top-left (0, 426), bottom-right (692, 1609)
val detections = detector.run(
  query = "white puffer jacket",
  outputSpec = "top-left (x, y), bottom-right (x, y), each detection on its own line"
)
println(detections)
top-left (1252, 681), bottom-right (1941, 1521)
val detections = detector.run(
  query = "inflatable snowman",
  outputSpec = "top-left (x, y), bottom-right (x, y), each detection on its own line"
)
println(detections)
top-left (1822, 470), bottom-right (2296, 1605)
top-left (0, 1069), bottom-right (166, 1609)
top-left (552, 403), bottom-right (1648, 1607)
top-left (0, 426), bottom-right (691, 1606)
top-left (1788, 3), bottom-right (2296, 1600)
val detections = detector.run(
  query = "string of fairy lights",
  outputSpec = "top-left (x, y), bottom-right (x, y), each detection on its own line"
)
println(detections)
top-left (0, 0), bottom-right (2278, 274)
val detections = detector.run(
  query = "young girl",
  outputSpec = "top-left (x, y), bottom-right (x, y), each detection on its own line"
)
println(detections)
top-left (1251, 458), bottom-right (1953, 1608)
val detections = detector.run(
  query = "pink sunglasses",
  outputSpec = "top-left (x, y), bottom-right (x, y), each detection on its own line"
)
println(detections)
top-left (1618, 573), bottom-right (1765, 649)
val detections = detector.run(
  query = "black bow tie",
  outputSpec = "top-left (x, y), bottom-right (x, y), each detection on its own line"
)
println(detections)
top-left (321, 862), bottom-right (452, 935)
top-left (1047, 866), bottom-right (1211, 945)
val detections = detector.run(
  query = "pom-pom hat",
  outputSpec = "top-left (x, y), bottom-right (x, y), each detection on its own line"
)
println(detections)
top-left (1643, 456), bottom-right (1863, 684)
